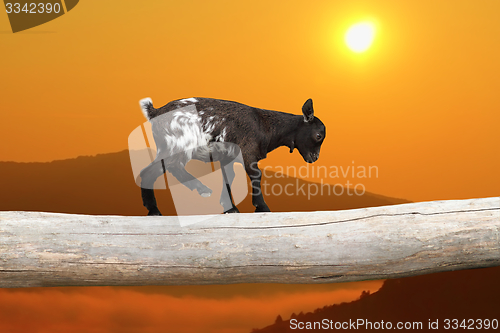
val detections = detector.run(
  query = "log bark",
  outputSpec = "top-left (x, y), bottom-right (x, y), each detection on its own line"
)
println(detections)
top-left (0, 197), bottom-right (499, 288)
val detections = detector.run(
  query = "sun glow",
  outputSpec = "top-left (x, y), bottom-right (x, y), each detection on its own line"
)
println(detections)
top-left (345, 22), bottom-right (375, 53)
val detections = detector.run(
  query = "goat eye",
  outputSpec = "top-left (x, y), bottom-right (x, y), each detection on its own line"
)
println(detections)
top-left (315, 133), bottom-right (322, 141)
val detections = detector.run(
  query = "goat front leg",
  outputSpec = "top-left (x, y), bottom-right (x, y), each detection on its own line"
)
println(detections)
top-left (246, 161), bottom-right (270, 212)
top-left (220, 159), bottom-right (239, 213)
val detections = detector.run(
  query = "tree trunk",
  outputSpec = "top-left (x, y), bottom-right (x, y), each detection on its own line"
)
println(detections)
top-left (0, 197), bottom-right (499, 288)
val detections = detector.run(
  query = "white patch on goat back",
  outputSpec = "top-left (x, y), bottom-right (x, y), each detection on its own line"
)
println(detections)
top-left (165, 108), bottom-right (211, 159)
top-left (204, 122), bottom-right (216, 136)
top-left (150, 104), bottom-right (217, 164)
top-left (215, 127), bottom-right (227, 142)
top-left (202, 115), bottom-right (220, 136)
top-left (179, 98), bottom-right (198, 104)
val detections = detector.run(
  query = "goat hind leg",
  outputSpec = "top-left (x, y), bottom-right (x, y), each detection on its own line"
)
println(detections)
top-left (139, 160), bottom-right (166, 216)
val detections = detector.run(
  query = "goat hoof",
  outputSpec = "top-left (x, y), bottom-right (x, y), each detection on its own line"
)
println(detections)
top-left (147, 207), bottom-right (162, 216)
top-left (197, 186), bottom-right (212, 197)
top-left (224, 207), bottom-right (240, 214)
top-left (255, 206), bottom-right (271, 213)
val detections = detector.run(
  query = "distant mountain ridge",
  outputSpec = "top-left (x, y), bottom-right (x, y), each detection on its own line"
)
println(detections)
top-left (0, 150), bottom-right (409, 215)
top-left (252, 266), bottom-right (500, 332)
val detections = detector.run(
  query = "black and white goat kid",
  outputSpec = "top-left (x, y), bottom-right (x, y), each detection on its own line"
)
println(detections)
top-left (139, 97), bottom-right (326, 216)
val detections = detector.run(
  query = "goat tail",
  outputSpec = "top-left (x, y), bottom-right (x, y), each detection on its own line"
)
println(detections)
top-left (139, 97), bottom-right (155, 120)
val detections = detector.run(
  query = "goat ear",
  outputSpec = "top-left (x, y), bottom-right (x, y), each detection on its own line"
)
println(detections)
top-left (302, 98), bottom-right (314, 122)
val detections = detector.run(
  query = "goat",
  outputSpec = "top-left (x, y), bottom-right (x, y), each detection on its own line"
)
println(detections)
top-left (139, 97), bottom-right (326, 216)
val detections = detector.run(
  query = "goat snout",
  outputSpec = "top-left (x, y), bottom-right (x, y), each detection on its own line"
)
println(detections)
top-left (306, 152), bottom-right (320, 163)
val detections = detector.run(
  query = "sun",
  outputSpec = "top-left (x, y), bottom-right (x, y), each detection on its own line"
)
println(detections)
top-left (345, 22), bottom-right (375, 53)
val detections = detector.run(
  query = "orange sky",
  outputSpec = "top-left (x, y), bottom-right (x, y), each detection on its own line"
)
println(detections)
top-left (0, 281), bottom-right (383, 333)
top-left (2, 1), bottom-right (500, 202)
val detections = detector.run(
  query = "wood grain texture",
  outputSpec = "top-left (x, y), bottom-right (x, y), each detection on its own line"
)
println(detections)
top-left (1, 197), bottom-right (499, 288)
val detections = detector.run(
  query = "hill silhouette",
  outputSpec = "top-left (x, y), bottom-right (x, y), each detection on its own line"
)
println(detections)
top-left (252, 266), bottom-right (500, 332)
top-left (0, 150), bottom-right (409, 215)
